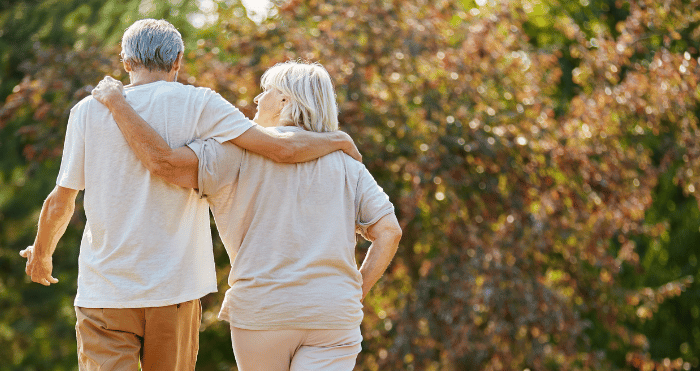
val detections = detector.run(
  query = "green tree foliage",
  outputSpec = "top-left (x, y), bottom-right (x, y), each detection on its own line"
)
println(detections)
top-left (1, 0), bottom-right (700, 370)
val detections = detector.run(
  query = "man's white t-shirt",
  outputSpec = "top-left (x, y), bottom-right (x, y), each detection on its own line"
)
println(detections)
top-left (57, 81), bottom-right (254, 308)
top-left (187, 127), bottom-right (395, 329)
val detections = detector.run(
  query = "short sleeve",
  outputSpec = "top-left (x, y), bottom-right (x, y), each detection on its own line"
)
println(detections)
top-left (187, 138), bottom-right (245, 198)
top-left (355, 166), bottom-right (395, 240)
top-left (56, 101), bottom-right (87, 190)
top-left (196, 92), bottom-right (255, 143)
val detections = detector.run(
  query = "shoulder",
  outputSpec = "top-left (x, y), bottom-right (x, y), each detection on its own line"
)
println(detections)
top-left (70, 95), bottom-right (110, 119)
top-left (340, 152), bottom-right (367, 173)
top-left (319, 150), bottom-right (366, 181)
top-left (165, 82), bottom-right (206, 96)
top-left (66, 96), bottom-right (108, 135)
top-left (178, 82), bottom-right (214, 94)
top-left (346, 158), bottom-right (382, 191)
top-left (179, 83), bottom-right (221, 100)
top-left (181, 85), bottom-right (236, 111)
top-left (145, 82), bottom-right (219, 102)
top-left (70, 95), bottom-right (96, 113)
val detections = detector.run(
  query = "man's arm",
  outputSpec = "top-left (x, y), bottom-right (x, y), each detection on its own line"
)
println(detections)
top-left (20, 185), bottom-right (79, 286)
top-left (230, 125), bottom-right (361, 164)
top-left (358, 213), bottom-right (402, 301)
top-left (91, 76), bottom-right (361, 188)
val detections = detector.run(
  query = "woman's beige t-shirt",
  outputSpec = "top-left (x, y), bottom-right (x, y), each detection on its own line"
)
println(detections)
top-left (188, 128), bottom-right (394, 330)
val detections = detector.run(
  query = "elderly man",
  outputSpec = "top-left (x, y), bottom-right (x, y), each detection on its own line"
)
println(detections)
top-left (20, 19), bottom-right (359, 371)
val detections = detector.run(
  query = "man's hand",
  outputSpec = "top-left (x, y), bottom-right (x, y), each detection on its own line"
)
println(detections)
top-left (20, 246), bottom-right (59, 286)
top-left (337, 131), bottom-right (362, 162)
top-left (91, 76), bottom-right (126, 109)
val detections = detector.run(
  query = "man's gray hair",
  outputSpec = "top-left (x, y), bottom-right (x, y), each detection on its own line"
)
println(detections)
top-left (121, 19), bottom-right (184, 72)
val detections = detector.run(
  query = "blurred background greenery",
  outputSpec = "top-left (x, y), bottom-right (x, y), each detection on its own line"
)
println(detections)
top-left (1, 0), bottom-right (700, 370)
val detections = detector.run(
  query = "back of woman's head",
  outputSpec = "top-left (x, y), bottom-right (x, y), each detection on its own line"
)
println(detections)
top-left (260, 61), bottom-right (339, 132)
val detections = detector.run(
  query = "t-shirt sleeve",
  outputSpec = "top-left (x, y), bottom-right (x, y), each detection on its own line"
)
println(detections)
top-left (187, 138), bottom-right (245, 198)
top-left (196, 91), bottom-right (256, 143)
top-left (355, 165), bottom-right (395, 240)
top-left (56, 100), bottom-right (88, 190)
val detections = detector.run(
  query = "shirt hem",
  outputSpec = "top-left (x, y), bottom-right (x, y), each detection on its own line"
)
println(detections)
top-left (357, 206), bottom-right (394, 228)
top-left (211, 123), bottom-right (256, 144)
top-left (56, 179), bottom-right (85, 191)
top-left (222, 318), bottom-right (363, 331)
top-left (74, 287), bottom-right (217, 309)
top-left (357, 206), bottom-right (395, 238)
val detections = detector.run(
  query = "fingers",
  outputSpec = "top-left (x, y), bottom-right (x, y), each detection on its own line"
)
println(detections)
top-left (36, 276), bottom-right (59, 286)
top-left (23, 250), bottom-right (58, 286)
top-left (98, 75), bottom-right (117, 85)
top-left (19, 246), bottom-right (33, 258)
top-left (338, 131), bottom-right (362, 162)
top-left (31, 272), bottom-right (59, 286)
top-left (346, 149), bottom-right (361, 162)
top-left (92, 76), bottom-right (125, 105)
top-left (94, 76), bottom-right (122, 90)
top-left (349, 146), bottom-right (362, 162)
top-left (102, 75), bottom-right (123, 89)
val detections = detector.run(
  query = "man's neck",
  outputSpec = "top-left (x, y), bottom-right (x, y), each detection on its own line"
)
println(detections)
top-left (128, 70), bottom-right (176, 87)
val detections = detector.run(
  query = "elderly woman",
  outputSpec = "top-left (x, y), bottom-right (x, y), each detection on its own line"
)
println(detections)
top-left (92, 61), bottom-right (402, 371)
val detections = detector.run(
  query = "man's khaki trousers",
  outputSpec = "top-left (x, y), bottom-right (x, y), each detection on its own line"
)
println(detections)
top-left (75, 299), bottom-right (201, 371)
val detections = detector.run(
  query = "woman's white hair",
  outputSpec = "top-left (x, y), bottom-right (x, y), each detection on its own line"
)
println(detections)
top-left (260, 61), bottom-right (339, 132)
top-left (121, 19), bottom-right (184, 72)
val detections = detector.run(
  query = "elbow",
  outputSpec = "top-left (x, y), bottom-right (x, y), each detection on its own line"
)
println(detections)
top-left (386, 214), bottom-right (402, 244)
top-left (390, 225), bottom-right (403, 247)
top-left (376, 223), bottom-right (402, 249)
top-left (384, 215), bottom-right (403, 248)
top-left (45, 192), bottom-right (74, 220)
top-left (368, 214), bottom-right (402, 247)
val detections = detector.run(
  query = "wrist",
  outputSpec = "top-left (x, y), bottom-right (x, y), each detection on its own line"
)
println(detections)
top-left (31, 244), bottom-right (51, 259)
top-left (104, 93), bottom-right (127, 112)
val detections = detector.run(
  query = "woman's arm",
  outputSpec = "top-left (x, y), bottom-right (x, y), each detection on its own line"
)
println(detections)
top-left (359, 213), bottom-right (402, 301)
top-left (92, 78), bottom-right (199, 189)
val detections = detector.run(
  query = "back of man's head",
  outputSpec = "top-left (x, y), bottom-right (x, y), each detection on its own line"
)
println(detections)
top-left (121, 19), bottom-right (184, 72)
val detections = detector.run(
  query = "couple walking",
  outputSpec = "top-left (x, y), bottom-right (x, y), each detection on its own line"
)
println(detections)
top-left (20, 19), bottom-right (401, 370)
